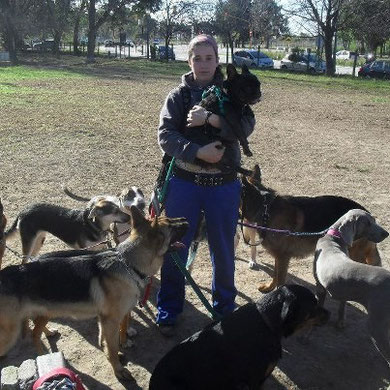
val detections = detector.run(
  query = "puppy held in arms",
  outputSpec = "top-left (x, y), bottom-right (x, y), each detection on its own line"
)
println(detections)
top-left (185, 64), bottom-right (261, 175)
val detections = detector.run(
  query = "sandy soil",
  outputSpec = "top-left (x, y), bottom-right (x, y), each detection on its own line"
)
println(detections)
top-left (1, 55), bottom-right (390, 389)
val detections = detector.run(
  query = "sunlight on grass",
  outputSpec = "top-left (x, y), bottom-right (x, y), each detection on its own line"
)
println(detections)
top-left (0, 65), bottom-right (83, 82)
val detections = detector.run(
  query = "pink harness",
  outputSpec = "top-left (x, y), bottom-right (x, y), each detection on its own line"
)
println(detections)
top-left (327, 228), bottom-right (343, 240)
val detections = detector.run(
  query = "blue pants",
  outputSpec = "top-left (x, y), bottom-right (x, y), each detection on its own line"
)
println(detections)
top-left (156, 176), bottom-right (241, 324)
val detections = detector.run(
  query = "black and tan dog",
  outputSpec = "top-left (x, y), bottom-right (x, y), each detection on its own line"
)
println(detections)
top-left (149, 284), bottom-right (329, 390)
top-left (241, 165), bottom-right (382, 292)
top-left (4, 198), bottom-right (131, 261)
top-left (0, 206), bottom-right (188, 380)
top-left (0, 198), bottom-right (6, 268)
top-left (63, 185), bottom-right (146, 245)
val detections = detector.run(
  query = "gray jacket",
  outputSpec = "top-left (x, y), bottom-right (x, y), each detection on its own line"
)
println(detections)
top-left (158, 71), bottom-right (256, 166)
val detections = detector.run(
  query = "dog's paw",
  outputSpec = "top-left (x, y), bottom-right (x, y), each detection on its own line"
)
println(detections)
top-left (248, 261), bottom-right (258, 270)
top-left (258, 281), bottom-right (276, 293)
top-left (126, 326), bottom-right (137, 338)
top-left (115, 366), bottom-right (135, 382)
top-left (43, 326), bottom-right (59, 337)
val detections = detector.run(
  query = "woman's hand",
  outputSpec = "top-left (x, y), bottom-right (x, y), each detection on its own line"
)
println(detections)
top-left (187, 105), bottom-right (209, 127)
top-left (187, 105), bottom-right (221, 128)
top-left (196, 141), bottom-right (225, 163)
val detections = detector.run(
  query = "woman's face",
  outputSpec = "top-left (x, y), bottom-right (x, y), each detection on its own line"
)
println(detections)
top-left (188, 44), bottom-right (219, 86)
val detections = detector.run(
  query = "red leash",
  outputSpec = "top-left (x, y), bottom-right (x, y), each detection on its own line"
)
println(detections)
top-left (138, 205), bottom-right (157, 307)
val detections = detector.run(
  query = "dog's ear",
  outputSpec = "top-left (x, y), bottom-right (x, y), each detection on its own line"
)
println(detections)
top-left (88, 206), bottom-right (98, 221)
top-left (130, 205), bottom-right (146, 229)
top-left (241, 63), bottom-right (250, 74)
top-left (336, 215), bottom-right (356, 247)
top-left (280, 288), bottom-right (299, 337)
top-left (226, 63), bottom-right (238, 80)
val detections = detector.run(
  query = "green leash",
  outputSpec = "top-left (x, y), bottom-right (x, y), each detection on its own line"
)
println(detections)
top-left (170, 252), bottom-right (222, 321)
top-left (158, 157), bottom-right (221, 321)
top-left (201, 85), bottom-right (230, 116)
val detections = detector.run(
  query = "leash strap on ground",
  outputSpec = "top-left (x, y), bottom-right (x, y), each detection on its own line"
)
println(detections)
top-left (170, 252), bottom-right (222, 321)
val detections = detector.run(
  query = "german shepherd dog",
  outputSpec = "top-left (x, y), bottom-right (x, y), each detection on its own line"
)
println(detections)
top-left (0, 206), bottom-right (188, 380)
top-left (241, 165), bottom-right (382, 292)
top-left (0, 199), bottom-right (6, 268)
top-left (4, 198), bottom-right (131, 261)
top-left (149, 284), bottom-right (329, 390)
top-left (184, 63), bottom-right (261, 175)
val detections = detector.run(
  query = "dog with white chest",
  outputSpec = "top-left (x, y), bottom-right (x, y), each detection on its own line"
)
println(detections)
top-left (63, 185), bottom-right (146, 244)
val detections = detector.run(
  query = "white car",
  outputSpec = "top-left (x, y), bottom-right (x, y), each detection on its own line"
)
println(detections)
top-left (280, 53), bottom-right (326, 74)
top-left (336, 50), bottom-right (351, 60)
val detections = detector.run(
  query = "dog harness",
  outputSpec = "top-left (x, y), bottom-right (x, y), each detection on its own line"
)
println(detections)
top-left (201, 85), bottom-right (229, 116)
top-left (327, 228), bottom-right (343, 240)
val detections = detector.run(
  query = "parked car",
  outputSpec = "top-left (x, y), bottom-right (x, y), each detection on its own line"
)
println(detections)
top-left (358, 60), bottom-right (390, 80)
top-left (32, 39), bottom-right (56, 51)
top-left (233, 49), bottom-right (274, 69)
top-left (335, 50), bottom-right (358, 60)
top-left (158, 46), bottom-right (175, 60)
top-left (280, 53), bottom-right (326, 74)
top-left (104, 39), bottom-right (114, 47)
top-left (125, 39), bottom-right (134, 47)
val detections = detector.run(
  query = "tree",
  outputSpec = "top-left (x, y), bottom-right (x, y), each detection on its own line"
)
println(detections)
top-left (285, 0), bottom-right (346, 76)
top-left (0, 0), bottom-right (37, 64)
top-left (214, 0), bottom-right (251, 61)
top-left (341, 0), bottom-right (390, 54)
top-left (72, 0), bottom-right (87, 55)
top-left (85, 0), bottom-right (159, 63)
top-left (251, 0), bottom-right (289, 48)
top-left (154, 0), bottom-right (211, 61)
top-left (45, 0), bottom-right (73, 55)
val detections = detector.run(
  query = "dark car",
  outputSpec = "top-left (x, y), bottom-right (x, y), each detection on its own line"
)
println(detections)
top-left (358, 60), bottom-right (390, 80)
top-left (158, 46), bottom-right (175, 60)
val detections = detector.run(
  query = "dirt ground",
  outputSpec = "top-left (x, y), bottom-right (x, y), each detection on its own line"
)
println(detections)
top-left (1, 55), bottom-right (390, 389)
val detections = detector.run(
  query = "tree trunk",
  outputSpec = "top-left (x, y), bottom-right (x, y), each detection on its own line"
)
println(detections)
top-left (73, 0), bottom-right (86, 56)
top-left (1, 0), bottom-right (18, 65)
top-left (86, 0), bottom-right (96, 63)
top-left (324, 28), bottom-right (335, 76)
top-left (53, 30), bottom-right (61, 56)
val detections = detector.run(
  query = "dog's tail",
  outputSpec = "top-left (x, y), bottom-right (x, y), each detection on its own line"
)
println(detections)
top-left (62, 185), bottom-right (91, 202)
top-left (4, 216), bottom-right (19, 240)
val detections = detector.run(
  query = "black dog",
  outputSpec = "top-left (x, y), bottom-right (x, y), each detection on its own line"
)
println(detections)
top-left (184, 64), bottom-right (261, 175)
top-left (149, 284), bottom-right (329, 390)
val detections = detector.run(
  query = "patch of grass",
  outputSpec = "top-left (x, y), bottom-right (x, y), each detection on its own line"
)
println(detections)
top-left (253, 68), bottom-right (390, 95)
top-left (0, 65), bottom-right (83, 81)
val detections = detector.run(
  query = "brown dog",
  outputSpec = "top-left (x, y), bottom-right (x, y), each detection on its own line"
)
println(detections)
top-left (241, 165), bottom-right (381, 292)
top-left (0, 199), bottom-right (6, 268)
top-left (0, 206), bottom-right (188, 380)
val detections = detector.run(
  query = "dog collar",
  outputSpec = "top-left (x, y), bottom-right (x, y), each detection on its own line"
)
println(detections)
top-left (327, 228), bottom-right (343, 240)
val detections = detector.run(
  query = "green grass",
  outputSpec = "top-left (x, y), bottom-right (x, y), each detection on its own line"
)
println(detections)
top-left (1, 55), bottom-right (390, 98)
top-left (252, 68), bottom-right (390, 94)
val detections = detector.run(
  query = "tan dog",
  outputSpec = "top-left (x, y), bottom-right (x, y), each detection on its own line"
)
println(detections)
top-left (0, 206), bottom-right (188, 380)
